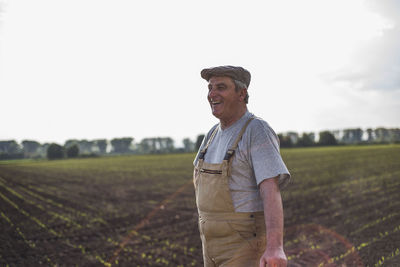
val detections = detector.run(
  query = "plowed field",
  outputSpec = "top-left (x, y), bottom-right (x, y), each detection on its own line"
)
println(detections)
top-left (1, 145), bottom-right (399, 266)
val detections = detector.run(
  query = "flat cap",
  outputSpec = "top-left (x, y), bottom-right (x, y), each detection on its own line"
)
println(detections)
top-left (201, 65), bottom-right (251, 88)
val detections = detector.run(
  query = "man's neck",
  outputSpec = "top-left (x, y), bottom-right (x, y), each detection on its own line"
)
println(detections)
top-left (220, 107), bottom-right (248, 130)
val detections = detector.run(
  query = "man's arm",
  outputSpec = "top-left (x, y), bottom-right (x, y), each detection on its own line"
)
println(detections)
top-left (259, 176), bottom-right (287, 267)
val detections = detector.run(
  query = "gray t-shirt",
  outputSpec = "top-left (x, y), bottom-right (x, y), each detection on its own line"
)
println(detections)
top-left (193, 111), bottom-right (291, 212)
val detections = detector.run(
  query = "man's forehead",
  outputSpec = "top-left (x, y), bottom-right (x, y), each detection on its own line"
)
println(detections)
top-left (208, 76), bottom-right (233, 85)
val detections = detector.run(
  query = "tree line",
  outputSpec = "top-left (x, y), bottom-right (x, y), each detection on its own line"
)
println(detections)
top-left (0, 127), bottom-right (399, 160)
top-left (278, 127), bottom-right (400, 148)
top-left (0, 137), bottom-right (198, 160)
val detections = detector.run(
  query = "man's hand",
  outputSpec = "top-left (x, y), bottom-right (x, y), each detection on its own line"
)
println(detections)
top-left (259, 246), bottom-right (287, 267)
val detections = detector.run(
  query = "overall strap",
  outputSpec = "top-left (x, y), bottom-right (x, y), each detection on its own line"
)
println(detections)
top-left (224, 117), bottom-right (254, 161)
top-left (198, 125), bottom-right (219, 160)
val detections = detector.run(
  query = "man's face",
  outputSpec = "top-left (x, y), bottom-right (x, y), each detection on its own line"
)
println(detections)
top-left (207, 76), bottom-right (243, 120)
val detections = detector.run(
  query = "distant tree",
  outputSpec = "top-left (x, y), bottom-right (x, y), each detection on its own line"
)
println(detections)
top-left (66, 144), bottom-right (79, 158)
top-left (164, 137), bottom-right (175, 153)
top-left (65, 139), bottom-right (79, 148)
top-left (331, 130), bottom-right (341, 142)
top-left (138, 137), bottom-right (174, 154)
top-left (286, 132), bottom-right (299, 145)
top-left (366, 128), bottom-right (374, 142)
top-left (183, 138), bottom-right (195, 152)
top-left (342, 128), bottom-right (363, 144)
top-left (40, 143), bottom-right (50, 155)
top-left (297, 133), bottom-right (315, 147)
top-left (22, 140), bottom-right (41, 155)
top-left (277, 134), bottom-right (293, 148)
top-left (195, 134), bottom-right (205, 151)
top-left (318, 131), bottom-right (337, 146)
top-left (95, 139), bottom-right (108, 154)
top-left (36, 143), bottom-right (50, 157)
top-left (111, 137), bottom-right (133, 153)
top-left (139, 138), bottom-right (150, 154)
top-left (341, 129), bottom-right (351, 144)
top-left (155, 137), bottom-right (162, 151)
top-left (374, 128), bottom-right (390, 143)
top-left (0, 140), bottom-right (23, 160)
top-left (308, 132), bottom-right (316, 143)
top-left (389, 128), bottom-right (400, 143)
top-left (78, 140), bottom-right (94, 154)
top-left (47, 143), bottom-right (64, 160)
top-left (353, 128), bottom-right (363, 143)
top-left (0, 140), bottom-right (21, 154)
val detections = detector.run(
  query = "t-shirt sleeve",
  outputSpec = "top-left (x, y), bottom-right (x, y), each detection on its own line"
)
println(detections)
top-left (249, 120), bottom-right (291, 189)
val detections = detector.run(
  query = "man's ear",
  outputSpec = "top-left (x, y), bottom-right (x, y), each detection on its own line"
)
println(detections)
top-left (240, 88), bottom-right (247, 102)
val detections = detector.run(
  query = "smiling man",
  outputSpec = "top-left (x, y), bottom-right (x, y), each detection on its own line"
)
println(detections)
top-left (193, 66), bottom-right (291, 267)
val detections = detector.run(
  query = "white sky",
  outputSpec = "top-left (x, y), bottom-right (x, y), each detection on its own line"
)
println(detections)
top-left (1, 0), bottom-right (399, 146)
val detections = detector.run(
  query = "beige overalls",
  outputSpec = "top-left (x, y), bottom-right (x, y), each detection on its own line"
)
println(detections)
top-left (194, 117), bottom-right (267, 267)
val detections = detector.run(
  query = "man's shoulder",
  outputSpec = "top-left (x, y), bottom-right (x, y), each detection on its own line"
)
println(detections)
top-left (247, 115), bottom-right (277, 139)
top-left (248, 115), bottom-right (272, 131)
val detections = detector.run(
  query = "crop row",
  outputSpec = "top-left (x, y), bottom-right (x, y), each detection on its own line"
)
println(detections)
top-left (319, 223), bottom-right (400, 266)
top-left (0, 185), bottom-right (111, 265)
top-left (0, 173), bottom-right (198, 266)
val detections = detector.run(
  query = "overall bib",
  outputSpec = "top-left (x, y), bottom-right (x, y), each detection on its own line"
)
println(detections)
top-left (194, 117), bottom-right (267, 267)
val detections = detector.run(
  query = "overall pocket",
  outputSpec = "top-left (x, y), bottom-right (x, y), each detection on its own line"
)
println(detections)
top-left (227, 219), bottom-right (258, 250)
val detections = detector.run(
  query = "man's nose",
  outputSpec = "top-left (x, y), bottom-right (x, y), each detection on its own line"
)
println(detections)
top-left (208, 88), bottom-right (217, 98)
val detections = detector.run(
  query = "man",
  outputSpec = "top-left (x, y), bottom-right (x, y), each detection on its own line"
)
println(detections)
top-left (193, 66), bottom-right (290, 267)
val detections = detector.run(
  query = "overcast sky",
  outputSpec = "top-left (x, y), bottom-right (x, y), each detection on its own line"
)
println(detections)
top-left (1, 0), bottom-right (399, 146)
